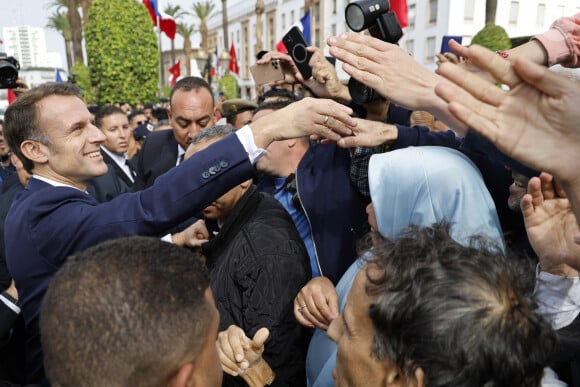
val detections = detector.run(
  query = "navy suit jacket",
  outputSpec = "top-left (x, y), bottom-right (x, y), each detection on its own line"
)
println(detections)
top-left (101, 149), bottom-right (135, 188)
top-left (132, 129), bottom-right (180, 190)
top-left (5, 134), bottom-right (254, 384)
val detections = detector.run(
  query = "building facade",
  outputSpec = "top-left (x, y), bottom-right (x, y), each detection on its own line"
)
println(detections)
top-left (2, 25), bottom-right (62, 69)
top-left (205, 0), bottom-right (578, 98)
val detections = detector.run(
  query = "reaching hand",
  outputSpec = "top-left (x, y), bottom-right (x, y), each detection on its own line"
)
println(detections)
top-left (435, 44), bottom-right (580, 185)
top-left (293, 276), bottom-right (339, 330)
top-left (217, 325), bottom-right (269, 376)
top-left (170, 219), bottom-right (209, 247)
top-left (326, 33), bottom-right (467, 132)
top-left (522, 173), bottom-right (580, 272)
top-left (337, 118), bottom-right (398, 148)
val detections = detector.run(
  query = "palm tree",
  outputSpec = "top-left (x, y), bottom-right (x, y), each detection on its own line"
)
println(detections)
top-left (221, 0), bottom-right (228, 51)
top-left (47, 9), bottom-right (73, 69)
top-left (48, 0), bottom-right (84, 65)
top-left (485, 0), bottom-right (497, 24)
top-left (177, 22), bottom-right (196, 76)
top-left (191, 0), bottom-right (216, 52)
top-left (80, 0), bottom-right (92, 26)
top-left (164, 3), bottom-right (188, 65)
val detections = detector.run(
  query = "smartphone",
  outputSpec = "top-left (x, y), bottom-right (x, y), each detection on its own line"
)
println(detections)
top-left (440, 35), bottom-right (462, 54)
top-left (282, 26), bottom-right (313, 80)
top-left (250, 60), bottom-right (285, 85)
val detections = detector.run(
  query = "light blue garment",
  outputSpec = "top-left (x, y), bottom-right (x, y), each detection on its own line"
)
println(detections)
top-left (307, 146), bottom-right (504, 387)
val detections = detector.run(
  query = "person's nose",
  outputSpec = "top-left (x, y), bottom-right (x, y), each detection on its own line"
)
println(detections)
top-left (89, 124), bottom-right (106, 143)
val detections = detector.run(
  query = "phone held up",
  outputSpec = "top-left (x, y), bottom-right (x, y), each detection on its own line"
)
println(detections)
top-left (250, 60), bottom-right (285, 85)
top-left (282, 26), bottom-right (313, 80)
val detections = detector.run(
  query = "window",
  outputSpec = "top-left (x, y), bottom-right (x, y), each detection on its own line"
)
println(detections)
top-left (291, 10), bottom-right (295, 25)
top-left (464, 0), bottom-right (475, 21)
top-left (509, 1), bottom-right (519, 25)
top-left (428, 0), bottom-right (438, 24)
top-left (406, 39), bottom-right (415, 56)
top-left (408, 4), bottom-right (416, 28)
top-left (331, 23), bottom-right (337, 37)
top-left (332, 0), bottom-right (337, 15)
top-left (425, 36), bottom-right (436, 62)
top-left (282, 13), bottom-right (286, 31)
top-left (536, 4), bottom-right (545, 28)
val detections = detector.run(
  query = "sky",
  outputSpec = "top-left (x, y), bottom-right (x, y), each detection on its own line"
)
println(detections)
top-left (0, 0), bottom-right (210, 71)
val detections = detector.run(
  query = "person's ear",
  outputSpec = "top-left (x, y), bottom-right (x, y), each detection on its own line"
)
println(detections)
top-left (169, 363), bottom-right (194, 387)
top-left (20, 140), bottom-right (49, 165)
top-left (385, 366), bottom-right (425, 387)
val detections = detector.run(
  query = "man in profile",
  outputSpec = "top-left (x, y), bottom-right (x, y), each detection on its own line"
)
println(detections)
top-left (41, 236), bottom-right (222, 387)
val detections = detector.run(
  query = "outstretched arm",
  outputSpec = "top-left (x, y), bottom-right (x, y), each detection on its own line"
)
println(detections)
top-left (435, 44), bottom-right (580, 224)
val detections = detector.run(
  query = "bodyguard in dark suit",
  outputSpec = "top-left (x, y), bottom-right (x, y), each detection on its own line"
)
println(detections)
top-left (132, 77), bottom-right (217, 190)
top-left (94, 105), bottom-right (136, 188)
top-left (3, 82), bottom-right (355, 384)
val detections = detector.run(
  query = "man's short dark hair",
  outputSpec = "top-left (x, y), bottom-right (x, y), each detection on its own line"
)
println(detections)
top-left (94, 105), bottom-right (125, 130)
top-left (4, 82), bottom-right (84, 174)
top-left (169, 77), bottom-right (214, 107)
top-left (41, 236), bottom-right (212, 387)
top-left (257, 88), bottom-right (299, 105)
top-left (128, 109), bottom-right (145, 123)
top-left (365, 222), bottom-right (556, 387)
top-left (253, 100), bottom-right (294, 116)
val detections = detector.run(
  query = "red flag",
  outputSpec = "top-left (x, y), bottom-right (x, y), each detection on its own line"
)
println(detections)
top-left (7, 89), bottom-right (17, 104)
top-left (228, 43), bottom-right (240, 75)
top-left (168, 60), bottom-right (181, 86)
top-left (390, 0), bottom-right (408, 28)
top-left (158, 11), bottom-right (176, 40)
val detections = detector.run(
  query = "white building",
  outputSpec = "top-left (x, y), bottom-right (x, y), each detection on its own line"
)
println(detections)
top-left (206, 0), bottom-right (579, 97)
top-left (2, 25), bottom-right (62, 69)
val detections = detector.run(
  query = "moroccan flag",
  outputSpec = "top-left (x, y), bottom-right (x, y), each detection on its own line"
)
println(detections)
top-left (228, 43), bottom-right (239, 75)
top-left (390, 0), bottom-right (408, 28)
top-left (168, 60), bottom-right (181, 86)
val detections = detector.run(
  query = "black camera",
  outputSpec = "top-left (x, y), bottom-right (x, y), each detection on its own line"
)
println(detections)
top-left (345, 0), bottom-right (403, 104)
top-left (0, 52), bottom-right (20, 89)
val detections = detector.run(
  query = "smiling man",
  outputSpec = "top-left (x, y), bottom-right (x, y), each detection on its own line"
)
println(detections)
top-left (132, 76), bottom-right (216, 190)
top-left (3, 81), bottom-right (356, 384)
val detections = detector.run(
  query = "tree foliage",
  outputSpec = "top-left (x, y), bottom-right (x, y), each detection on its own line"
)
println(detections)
top-left (218, 72), bottom-right (239, 99)
top-left (471, 23), bottom-right (512, 52)
top-left (85, 0), bottom-right (159, 105)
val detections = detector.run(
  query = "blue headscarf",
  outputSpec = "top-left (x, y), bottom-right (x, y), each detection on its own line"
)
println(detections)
top-left (307, 146), bottom-right (504, 387)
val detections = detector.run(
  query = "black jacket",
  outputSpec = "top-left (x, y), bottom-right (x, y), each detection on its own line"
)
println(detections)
top-left (202, 186), bottom-right (311, 387)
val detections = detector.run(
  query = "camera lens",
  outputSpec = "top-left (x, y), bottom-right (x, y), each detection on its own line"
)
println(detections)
top-left (292, 45), bottom-right (307, 63)
top-left (345, 4), bottom-right (365, 31)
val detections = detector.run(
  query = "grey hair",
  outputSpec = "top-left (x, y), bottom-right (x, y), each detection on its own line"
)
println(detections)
top-left (190, 125), bottom-right (236, 146)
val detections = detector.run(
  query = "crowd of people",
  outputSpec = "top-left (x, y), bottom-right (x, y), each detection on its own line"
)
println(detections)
top-left (0, 11), bottom-right (578, 387)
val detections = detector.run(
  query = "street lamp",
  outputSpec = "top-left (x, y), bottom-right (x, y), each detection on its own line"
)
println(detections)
top-left (218, 50), bottom-right (231, 77)
top-left (194, 49), bottom-right (208, 79)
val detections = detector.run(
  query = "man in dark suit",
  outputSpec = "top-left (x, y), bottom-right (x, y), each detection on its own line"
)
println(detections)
top-left (94, 105), bottom-right (135, 188)
top-left (132, 77), bottom-right (217, 190)
top-left (3, 81), bottom-right (354, 385)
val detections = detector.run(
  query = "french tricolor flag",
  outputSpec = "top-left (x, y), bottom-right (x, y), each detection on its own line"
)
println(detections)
top-left (143, 0), bottom-right (177, 40)
top-left (276, 11), bottom-right (311, 53)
